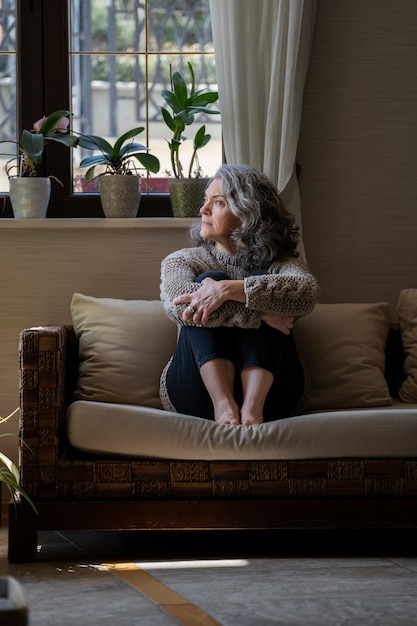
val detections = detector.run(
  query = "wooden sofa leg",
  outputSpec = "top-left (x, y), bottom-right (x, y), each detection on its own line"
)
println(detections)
top-left (8, 504), bottom-right (39, 563)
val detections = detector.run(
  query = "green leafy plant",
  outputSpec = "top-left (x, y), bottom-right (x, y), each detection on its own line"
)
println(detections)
top-left (78, 127), bottom-right (160, 181)
top-left (160, 61), bottom-right (220, 178)
top-left (1, 110), bottom-right (78, 178)
top-left (0, 409), bottom-right (36, 512)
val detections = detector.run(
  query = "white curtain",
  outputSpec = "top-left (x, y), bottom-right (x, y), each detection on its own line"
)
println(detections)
top-left (209, 0), bottom-right (317, 252)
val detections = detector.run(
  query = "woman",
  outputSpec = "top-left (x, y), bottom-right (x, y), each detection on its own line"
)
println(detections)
top-left (160, 164), bottom-right (320, 425)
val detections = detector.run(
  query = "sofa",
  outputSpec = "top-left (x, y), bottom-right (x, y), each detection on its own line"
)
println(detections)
top-left (8, 289), bottom-right (417, 562)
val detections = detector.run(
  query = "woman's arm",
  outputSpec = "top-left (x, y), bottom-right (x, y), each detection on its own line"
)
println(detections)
top-left (161, 251), bottom-right (319, 327)
top-left (175, 277), bottom-right (246, 325)
top-left (180, 277), bottom-right (298, 333)
top-left (160, 250), bottom-right (259, 328)
top-left (244, 259), bottom-right (320, 318)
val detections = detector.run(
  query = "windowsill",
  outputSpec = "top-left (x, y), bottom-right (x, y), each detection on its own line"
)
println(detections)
top-left (0, 217), bottom-right (196, 229)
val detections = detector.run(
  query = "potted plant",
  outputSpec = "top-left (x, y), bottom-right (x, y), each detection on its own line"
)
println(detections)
top-left (77, 128), bottom-right (160, 217)
top-left (0, 409), bottom-right (36, 512)
top-left (0, 109), bottom-right (78, 218)
top-left (160, 61), bottom-right (220, 216)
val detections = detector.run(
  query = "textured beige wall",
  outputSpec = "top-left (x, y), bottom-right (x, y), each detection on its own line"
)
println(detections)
top-left (298, 0), bottom-right (417, 312)
top-left (0, 219), bottom-right (193, 463)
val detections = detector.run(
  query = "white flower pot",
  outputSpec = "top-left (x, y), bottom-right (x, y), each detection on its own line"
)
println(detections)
top-left (99, 175), bottom-right (141, 218)
top-left (9, 177), bottom-right (51, 219)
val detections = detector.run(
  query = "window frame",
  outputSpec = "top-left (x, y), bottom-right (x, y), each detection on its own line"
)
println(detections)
top-left (12, 0), bottom-right (173, 218)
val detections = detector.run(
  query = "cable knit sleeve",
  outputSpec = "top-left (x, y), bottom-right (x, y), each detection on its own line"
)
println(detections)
top-left (160, 247), bottom-right (260, 328)
top-left (160, 250), bottom-right (205, 324)
top-left (244, 259), bottom-right (320, 317)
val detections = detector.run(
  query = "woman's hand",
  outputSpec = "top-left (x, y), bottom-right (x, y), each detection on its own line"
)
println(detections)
top-left (174, 277), bottom-right (243, 325)
top-left (260, 311), bottom-right (294, 335)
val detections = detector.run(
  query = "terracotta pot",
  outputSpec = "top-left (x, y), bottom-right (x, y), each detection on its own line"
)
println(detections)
top-left (9, 177), bottom-right (51, 218)
top-left (99, 174), bottom-right (141, 218)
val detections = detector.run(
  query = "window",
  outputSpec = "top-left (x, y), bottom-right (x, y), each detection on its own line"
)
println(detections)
top-left (0, 0), bottom-right (16, 197)
top-left (1, 0), bottom-right (220, 217)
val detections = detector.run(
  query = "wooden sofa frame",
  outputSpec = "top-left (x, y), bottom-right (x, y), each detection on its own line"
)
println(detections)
top-left (8, 324), bottom-right (417, 562)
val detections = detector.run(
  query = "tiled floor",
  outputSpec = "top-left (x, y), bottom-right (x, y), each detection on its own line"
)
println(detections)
top-left (1, 526), bottom-right (417, 625)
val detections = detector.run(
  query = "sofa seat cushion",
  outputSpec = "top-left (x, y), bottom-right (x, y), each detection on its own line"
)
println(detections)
top-left (66, 400), bottom-right (417, 461)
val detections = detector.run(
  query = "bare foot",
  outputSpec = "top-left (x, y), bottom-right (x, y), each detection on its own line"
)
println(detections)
top-left (215, 411), bottom-right (241, 425)
top-left (213, 396), bottom-right (241, 425)
top-left (241, 414), bottom-right (263, 426)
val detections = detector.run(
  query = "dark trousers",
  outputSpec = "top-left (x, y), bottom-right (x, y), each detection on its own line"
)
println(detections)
top-left (166, 272), bottom-right (305, 422)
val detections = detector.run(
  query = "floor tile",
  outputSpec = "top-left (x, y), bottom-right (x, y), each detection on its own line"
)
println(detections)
top-left (1, 527), bottom-right (417, 625)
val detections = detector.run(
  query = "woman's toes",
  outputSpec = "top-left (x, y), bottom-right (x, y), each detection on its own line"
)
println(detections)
top-left (241, 416), bottom-right (263, 426)
top-left (216, 413), bottom-right (240, 425)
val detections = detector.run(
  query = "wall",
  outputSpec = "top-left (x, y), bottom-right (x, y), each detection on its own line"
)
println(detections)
top-left (0, 219), bottom-right (192, 467)
top-left (298, 0), bottom-right (417, 310)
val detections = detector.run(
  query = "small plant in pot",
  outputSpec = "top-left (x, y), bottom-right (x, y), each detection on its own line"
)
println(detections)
top-left (0, 109), bottom-right (78, 218)
top-left (160, 61), bottom-right (220, 216)
top-left (77, 128), bottom-right (160, 218)
top-left (0, 409), bottom-right (36, 512)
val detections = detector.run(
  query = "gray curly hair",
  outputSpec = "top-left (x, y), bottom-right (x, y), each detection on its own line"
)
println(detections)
top-left (190, 164), bottom-right (300, 271)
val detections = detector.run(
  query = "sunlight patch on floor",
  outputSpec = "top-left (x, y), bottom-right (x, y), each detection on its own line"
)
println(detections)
top-left (136, 559), bottom-right (249, 570)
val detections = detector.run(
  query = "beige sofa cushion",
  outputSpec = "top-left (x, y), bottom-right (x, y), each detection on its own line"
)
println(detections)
top-left (71, 293), bottom-right (177, 408)
top-left (398, 288), bottom-right (417, 402)
top-left (66, 400), bottom-right (417, 460)
top-left (293, 302), bottom-right (393, 411)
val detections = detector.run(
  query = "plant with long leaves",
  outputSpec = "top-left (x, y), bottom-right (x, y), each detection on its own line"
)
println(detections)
top-left (78, 127), bottom-right (160, 180)
top-left (160, 62), bottom-right (220, 178)
top-left (0, 409), bottom-right (36, 512)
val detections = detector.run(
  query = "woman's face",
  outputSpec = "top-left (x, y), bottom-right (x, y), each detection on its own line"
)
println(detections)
top-left (200, 178), bottom-right (240, 254)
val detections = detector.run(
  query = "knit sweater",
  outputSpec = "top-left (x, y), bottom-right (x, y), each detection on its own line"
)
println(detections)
top-left (159, 244), bottom-right (320, 411)
top-left (160, 244), bottom-right (320, 328)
